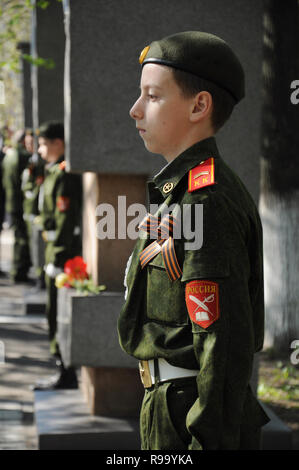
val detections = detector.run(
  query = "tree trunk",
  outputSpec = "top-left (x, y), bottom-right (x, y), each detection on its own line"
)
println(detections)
top-left (259, 0), bottom-right (299, 353)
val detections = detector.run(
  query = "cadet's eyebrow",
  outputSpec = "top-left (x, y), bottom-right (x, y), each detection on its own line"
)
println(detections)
top-left (139, 84), bottom-right (163, 90)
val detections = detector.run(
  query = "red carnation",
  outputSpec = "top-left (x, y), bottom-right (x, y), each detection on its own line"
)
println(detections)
top-left (64, 256), bottom-right (88, 281)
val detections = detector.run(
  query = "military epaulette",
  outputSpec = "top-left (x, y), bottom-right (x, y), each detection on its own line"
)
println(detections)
top-left (188, 157), bottom-right (215, 192)
top-left (59, 160), bottom-right (66, 171)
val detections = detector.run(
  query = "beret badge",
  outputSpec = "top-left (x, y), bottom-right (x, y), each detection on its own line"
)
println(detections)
top-left (139, 45), bottom-right (150, 64)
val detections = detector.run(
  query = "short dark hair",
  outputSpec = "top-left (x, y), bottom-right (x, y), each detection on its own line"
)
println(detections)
top-left (38, 121), bottom-right (64, 141)
top-left (172, 68), bottom-right (236, 132)
top-left (25, 128), bottom-right (34, 136)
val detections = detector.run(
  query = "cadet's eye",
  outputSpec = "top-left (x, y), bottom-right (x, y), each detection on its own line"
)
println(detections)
top-left (148, 94), bottom-right (157, 101)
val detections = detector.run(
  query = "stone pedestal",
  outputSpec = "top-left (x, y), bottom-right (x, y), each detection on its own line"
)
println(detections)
top-left (82, 173), bottom-right (147, 290)
top-left (34, 390), bottom-right (140, 450)
top-left (57, 288), bottom-right (137, 368)
top-left (57, 288), bottom-right (143, 417)
top-left (81, 366), bottom-right (143, 418)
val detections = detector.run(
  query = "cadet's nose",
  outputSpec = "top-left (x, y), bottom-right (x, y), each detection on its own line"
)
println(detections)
top-left (130, 98), bottom-right (143, 120)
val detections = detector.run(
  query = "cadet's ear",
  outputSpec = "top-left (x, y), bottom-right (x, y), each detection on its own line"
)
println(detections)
top-left (54, 138), bottom-right (65, 151)
top-left (190, 91), bottom-right (213, 123)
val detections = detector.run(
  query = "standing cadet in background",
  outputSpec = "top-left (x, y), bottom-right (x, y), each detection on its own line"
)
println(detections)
top-left (2, 129), bottom-right (31, 282)
top-left (34, 121), bottom-right (82, 390)
top-left (118, 31), bottom-right (270, 450)
top-left (21, 129), bottom-right (45, 286)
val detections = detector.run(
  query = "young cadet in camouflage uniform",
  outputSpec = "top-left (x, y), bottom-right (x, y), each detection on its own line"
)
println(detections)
top-left (22, 129), bottom-right (45, 236)
top-left (21, 129), bottom-right (45, 285)
top-left (2, 130), bottom-right (31, 282)
top-left (118, 32), bottom-right (270, 450)
top-left (34, 121), bottom-right (82, 390)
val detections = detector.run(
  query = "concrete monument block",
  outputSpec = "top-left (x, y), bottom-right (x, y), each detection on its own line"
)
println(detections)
top-left (34, 390), bottom-right (140, 449)
top-left (57, 288), bottom-right (144, 417)
top-left (65, 0), bottom-right (263, 201)
top-left (82, 173), bottom-right (147, 290)
top-left (31, 0), bottom-right (65, 127)
top-left (16, 42), bottom-right (33, 129)
top-left (81, 366), bottom-right (143, 418)
top-left (57, 288), bottom-right (137, 369)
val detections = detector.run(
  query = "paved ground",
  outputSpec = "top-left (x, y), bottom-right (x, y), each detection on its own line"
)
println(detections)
top-left (0, 228), bottom-right (56, 450)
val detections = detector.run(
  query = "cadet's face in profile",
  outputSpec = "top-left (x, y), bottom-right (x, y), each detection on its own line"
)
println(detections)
top-left (24, 135), bottom-right (34, 154)
top-left (38, 137), bottom-right (64, 162)
top-left (130, 64), bottom-right (193, 161)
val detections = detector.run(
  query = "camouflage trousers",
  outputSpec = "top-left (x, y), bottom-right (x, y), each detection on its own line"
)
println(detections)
top-left (139, 377), bottom-right (262, 450)
top-left (140, 378), bottom-right (198, 450)
top-left (45, 273), bottom-right (59, 357)
top-left (11, 215), bottom-right (31, 279)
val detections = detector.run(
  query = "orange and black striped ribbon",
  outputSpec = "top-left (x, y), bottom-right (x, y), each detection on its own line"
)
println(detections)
top-left (139, 214), bottom-right (182, 281)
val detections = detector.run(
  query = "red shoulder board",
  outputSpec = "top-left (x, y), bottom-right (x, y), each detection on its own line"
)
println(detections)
top-left (188, 157), bottom-right (215, 192)
top-left (56, 196), bottom-right (70, 212)
top-left (185, 280), bottom-right (219, 328)
top-left (59, 161), bottom-right (66, 171)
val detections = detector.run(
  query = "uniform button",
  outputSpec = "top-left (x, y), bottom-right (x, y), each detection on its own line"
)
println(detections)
top-left (162, 182), bottom-right (174, 193)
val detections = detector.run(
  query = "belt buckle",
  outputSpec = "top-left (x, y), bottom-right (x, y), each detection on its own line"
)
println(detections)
top-left (139, 360), bottom-right (152, 388)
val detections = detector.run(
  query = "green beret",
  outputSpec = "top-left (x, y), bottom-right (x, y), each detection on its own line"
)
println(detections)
top-left (139, 31), bottom-right (245, 103)
top-left (38, 121), bottom-right (64, 140)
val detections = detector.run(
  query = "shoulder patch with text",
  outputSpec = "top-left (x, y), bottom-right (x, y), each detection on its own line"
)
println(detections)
top-left (56, 196), bottom-right (70, 212)
top-left (185, 280), bottom-right (219, 328)
top-left (188, 157), bottom-right (215, 192)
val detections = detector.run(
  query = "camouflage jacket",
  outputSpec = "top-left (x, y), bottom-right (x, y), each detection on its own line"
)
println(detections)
top-left (41, 156), bottom-right (82, 268)
top-left (118, 137), bottom-right (269, 449)
top-left (22, 153), bottom-right (45, 220)
top-left (2, 145), bottom-right (30, 215)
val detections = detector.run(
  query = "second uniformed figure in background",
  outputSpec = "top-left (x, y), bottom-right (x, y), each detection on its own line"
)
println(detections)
top-left (34, 121), bottom-right (82, 390)
top-left (2, 129), bottom-right (31, 282)
top-left (118, 31), bottom-right (270, 450)
top-left (21, 129), bottom-right (45, 286)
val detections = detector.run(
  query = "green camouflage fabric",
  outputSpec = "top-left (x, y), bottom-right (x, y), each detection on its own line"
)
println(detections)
top-left (42, 156), bottom-right (82, 267)
top-left (22, 154), bottom-right (45, 280)
top-left (2, 144), bottom-right (31, 279)
top-left (2, 144), bottom-right (30, 215)
top-left (42, 155), bottom-right (82, 355)
top-left (118, 137), bottom-right (269, 450)
top-left (22, 153), bottom-right (45, 226)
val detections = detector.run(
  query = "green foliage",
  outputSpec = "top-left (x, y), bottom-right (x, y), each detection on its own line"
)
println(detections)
top-left (258, 358), bottom-right (299, 405)
top-left (0, 0), bottom-right (61, 128)
top-left (22, 53), bottom-right (55, 69)
top-left (0, 1), bottom-right (61, 73)
top-left (71, 279), bottom-right (107, 296)
top-left (36, 0), bottom-right (50, 9)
